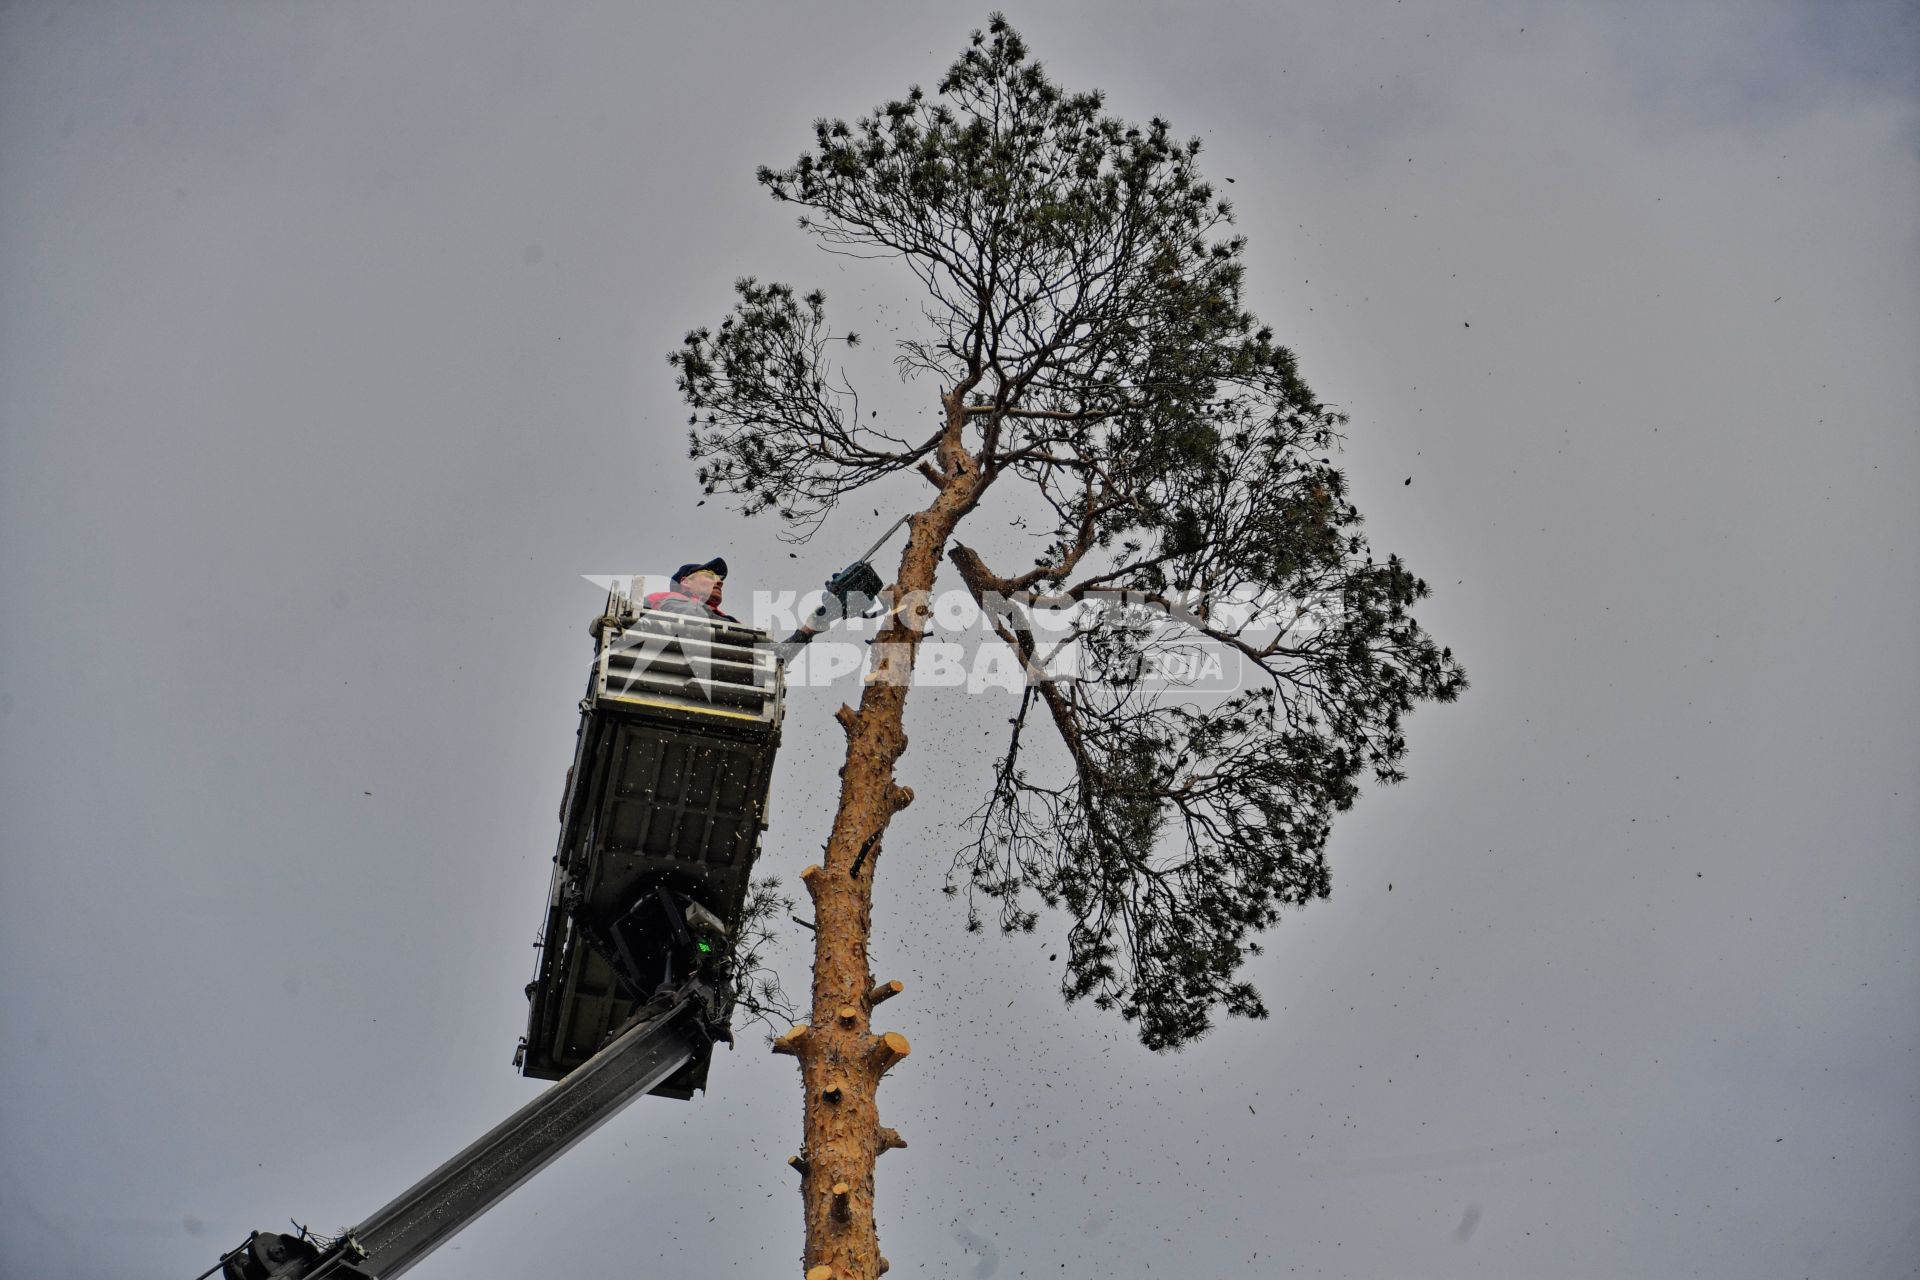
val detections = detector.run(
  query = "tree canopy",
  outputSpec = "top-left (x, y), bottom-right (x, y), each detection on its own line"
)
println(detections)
top-left (672, 14), bottom-right (1465, 1051)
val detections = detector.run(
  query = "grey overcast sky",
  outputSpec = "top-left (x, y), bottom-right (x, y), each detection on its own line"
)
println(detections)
top-left (2, 2), bottom-right (1915, 1277)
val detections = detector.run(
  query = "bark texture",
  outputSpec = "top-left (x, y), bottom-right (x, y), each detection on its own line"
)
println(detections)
top-left (778, 392), bottom-right (982, 1278)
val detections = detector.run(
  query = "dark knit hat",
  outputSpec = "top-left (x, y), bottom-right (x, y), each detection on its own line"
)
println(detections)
top-left (670, 557), bottom-right (728, 585)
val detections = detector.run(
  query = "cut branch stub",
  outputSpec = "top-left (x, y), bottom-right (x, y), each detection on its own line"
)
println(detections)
top-left (868, 1031), bottom-right (911, 1079)
top-left (834, 703), bottom-right (859, 734)
top-left (876, 1126), bottom-right (908, 1155)
top-left (836, 1005), bottom-right (860, 1028)
top-left (806, 1267), bottom-right (833, 1280)
top-left (867, 979), bottom-right (904, 1008)
top-left (788, 1154), bottom-right (810, 1178)
top-left (772, 1024), bottom-right (810, 1057)
top-left (821, 1083), bottom-right (844, 1105)
top-left (831, 1182), bottom-right (852, 1223)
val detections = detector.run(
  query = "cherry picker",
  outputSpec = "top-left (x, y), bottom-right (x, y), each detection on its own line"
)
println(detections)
top-left (205, 544), bottom-right (892, 1280)
top-left (209, 584), bottom-right (787, 1279)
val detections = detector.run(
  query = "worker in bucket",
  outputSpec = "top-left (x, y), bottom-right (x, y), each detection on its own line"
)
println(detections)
top-left (646, 553), bottom-right (886, 657)
top-left (647, 557), bottom-right (738, 623)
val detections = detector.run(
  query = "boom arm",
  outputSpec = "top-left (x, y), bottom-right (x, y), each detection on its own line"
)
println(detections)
top-left (211, 977), bottom-right (723, 1280)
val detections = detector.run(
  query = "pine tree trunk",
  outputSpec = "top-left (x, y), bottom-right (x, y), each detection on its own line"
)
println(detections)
top-left (775, 398), bottom-right (982, 1280)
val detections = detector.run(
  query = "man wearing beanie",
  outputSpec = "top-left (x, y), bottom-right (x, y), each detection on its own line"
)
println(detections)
top-left (645, 556), bottom-right (737, 623)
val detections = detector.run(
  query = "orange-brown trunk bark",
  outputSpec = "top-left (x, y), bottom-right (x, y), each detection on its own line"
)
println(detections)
top-left (776, 399), bottom-right (982, 1279)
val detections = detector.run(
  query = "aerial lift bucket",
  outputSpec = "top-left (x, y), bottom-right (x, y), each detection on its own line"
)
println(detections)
top-left (517, 584), bottom-right (785, 1098)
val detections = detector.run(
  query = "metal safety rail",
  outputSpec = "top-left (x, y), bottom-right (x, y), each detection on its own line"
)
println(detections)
top-left (596, 609), bottom-right (782, 725)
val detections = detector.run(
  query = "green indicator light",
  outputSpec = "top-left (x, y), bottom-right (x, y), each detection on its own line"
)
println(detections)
top-left (697, 940), bottom-right (713, 954)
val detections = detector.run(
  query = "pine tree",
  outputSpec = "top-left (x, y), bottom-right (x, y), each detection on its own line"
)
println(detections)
top-left (669, 18), bottom-right (1465, 1277)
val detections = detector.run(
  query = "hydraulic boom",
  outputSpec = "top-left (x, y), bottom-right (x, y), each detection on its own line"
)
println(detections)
top-left (209, 976), bottom-right (725, 1280)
